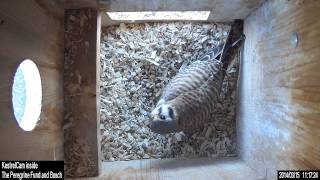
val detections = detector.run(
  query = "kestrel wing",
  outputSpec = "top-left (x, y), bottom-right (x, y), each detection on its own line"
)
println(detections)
top-left (161, 59), bottom-right (222, 102)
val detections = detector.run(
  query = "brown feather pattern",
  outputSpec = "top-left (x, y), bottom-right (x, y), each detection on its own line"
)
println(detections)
top-left (152, 20), bottom-right (244, 135)
top-left (160, 58), bottom-right (224, 134)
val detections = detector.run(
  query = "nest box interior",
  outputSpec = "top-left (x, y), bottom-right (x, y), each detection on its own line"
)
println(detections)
top-left (0, 0), bottom-right (319, 179)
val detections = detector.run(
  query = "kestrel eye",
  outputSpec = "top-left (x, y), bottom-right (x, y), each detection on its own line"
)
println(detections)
top-left (159, 115), bottom-right (165, 120)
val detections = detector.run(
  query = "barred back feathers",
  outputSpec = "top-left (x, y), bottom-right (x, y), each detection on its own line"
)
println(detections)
top-left (150, 20), bottom-right (244, 135)
top-left (150, 49), bottom-right (224, 135)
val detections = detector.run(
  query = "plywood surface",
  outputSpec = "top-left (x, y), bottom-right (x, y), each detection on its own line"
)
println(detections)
top-left (78, 157), bottom-right (260, 180)
top-left (48, 0), bottom-right (264, 26)
top-left (0, 0), bottom-right (64, 160)
top-left (63, 9), bottom-right (101, 177)
top-left (239, 0), bottom-right (320, 178)
top-left (100, 0), bottom-right (264, 26)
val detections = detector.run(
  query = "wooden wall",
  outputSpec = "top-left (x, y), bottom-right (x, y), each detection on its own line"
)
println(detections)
top-left (1, 0), bottom-right (319, 179)
top-left (63, 9), bottom-right (101, 177)
top-left (239, 0), bottom-right (320, 178)
top-left (39, 0), bottom-right (264, 26)
top-left (99, 0), bottom-right (264, 26)
top-left (100, 0), bottom-right (262, 22)
top-left (100, 157), bottom-right (260, 180)
top-left (0, 0), bottom-right (64, 160)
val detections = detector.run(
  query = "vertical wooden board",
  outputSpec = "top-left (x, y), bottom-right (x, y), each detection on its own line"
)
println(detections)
top-left (64, 9), bottom-right (100, 177)
top-left (96, 12), bottom-right (102, 176)
top-left (239, 0), bottom-right (320, 178)
top-left (0, 0), bottom-right (64, 160)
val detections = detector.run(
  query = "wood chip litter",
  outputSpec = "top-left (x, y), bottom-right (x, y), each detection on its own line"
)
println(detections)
top-left (100, 22), bottom-right (238, 161)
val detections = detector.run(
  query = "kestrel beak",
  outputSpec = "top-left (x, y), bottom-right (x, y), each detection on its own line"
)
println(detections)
top-left (150, 110), bottom-right (160, 120)
top-left (148, 116), bottom-right (178, 134)
top-left (151, 114), bottom-right (159, 120)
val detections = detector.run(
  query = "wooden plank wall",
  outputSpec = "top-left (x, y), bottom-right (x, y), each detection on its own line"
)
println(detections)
top-left (0, 0), bottom-right (64, 160)
top-left (99, 0), bottom-right (264, 26)
top-left (100, 157), bottom-right (260, 180)
top-left (238, 0), bottom-right (320, 178)
top-left (39, 0), bottom-right (264, 26)
top-left (63, 9), bottom-right (101, 177)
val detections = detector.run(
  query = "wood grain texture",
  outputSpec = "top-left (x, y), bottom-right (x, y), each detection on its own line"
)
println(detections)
top-left (83, 157), bottom-right (261, 180)
top-left (238, 0), bottom-right (320, 178)
top-left (52, 0), bottom-right (263, 27)
top-left (100, 0), bottom-right (263, 27)
top-left (63, 9), bottom-right (101, 177)
top-left (0, 0), bottom-right (64, 160)
top-left (41, 0), bottom-right (264, 27)
top-left (52, 0), bottom-right (264, 16)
